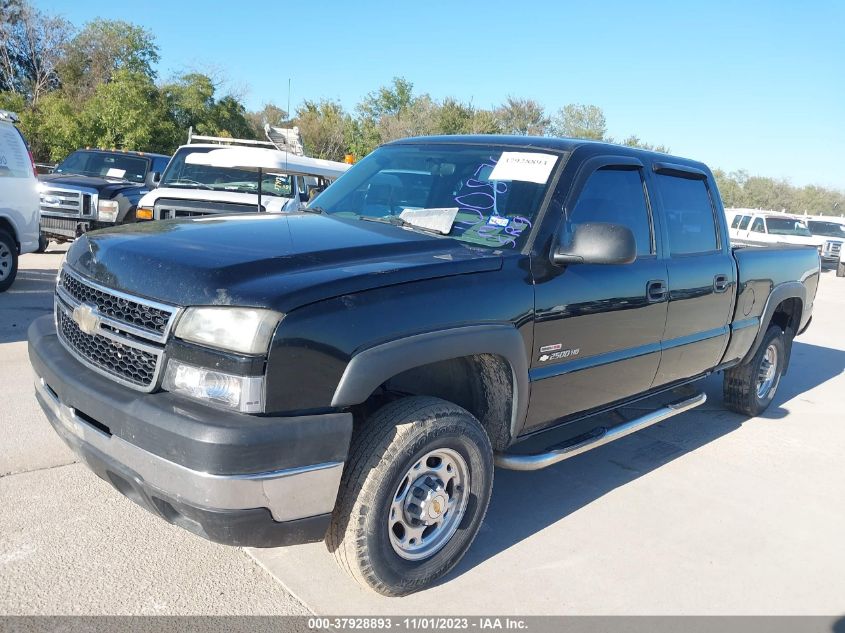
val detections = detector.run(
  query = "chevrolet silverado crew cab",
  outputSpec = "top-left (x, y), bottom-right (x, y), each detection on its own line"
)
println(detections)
top-left (28, 136), bottom-right (820, 596)
top-left (38, 148), bottom-right (170, 247)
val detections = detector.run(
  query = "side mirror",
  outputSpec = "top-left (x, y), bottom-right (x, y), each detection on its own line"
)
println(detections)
top-left (147, 171), bottom-right (162, 188)
top-left (552, 222), bottom-right (637, 266)
top-left (299, 192), bottom-right (309, 203)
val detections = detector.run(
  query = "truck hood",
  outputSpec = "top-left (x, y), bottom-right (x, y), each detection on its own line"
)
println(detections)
top-left (40, 173), bottom-right (146, 197)
top-left (139, 187), bottom-right (289, 212)
top-left (64, 213), bottom-right (503, 313)
top-left (770, 234), bottom-right (826, 247)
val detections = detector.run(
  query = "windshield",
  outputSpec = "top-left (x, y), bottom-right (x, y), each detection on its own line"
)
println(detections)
top-left (55, 151), bottom-right (150, 183)
top-left (160, 146), bottom-right (293, 197)
top-left (311, 144), bottom-right (563, 249)
top-left (807, 220), bottom-right (845, 238)
top-left (765, 217), bottom-right (813, 236)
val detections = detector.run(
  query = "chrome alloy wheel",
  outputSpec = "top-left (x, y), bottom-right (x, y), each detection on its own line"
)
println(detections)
top-left (756, 343), bottom-right (779, 399)
top-left (388, 448), bottom-right (470, 561)
top-left (0, 240), bottom-right (12, 281)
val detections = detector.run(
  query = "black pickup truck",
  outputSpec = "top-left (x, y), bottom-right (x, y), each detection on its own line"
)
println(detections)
top-left (38, 148), bottom-right (170, 248)
top-left (28, 136), bottom-right (820, 596)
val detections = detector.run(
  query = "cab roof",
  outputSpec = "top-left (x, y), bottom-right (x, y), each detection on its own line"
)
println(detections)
top-left (80, 148), bottom-right (170, 160)
top-left (386, 134), bottom-right (709, 172)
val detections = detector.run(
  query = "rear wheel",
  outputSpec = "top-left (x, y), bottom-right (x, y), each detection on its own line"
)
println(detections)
top-left (723, 325), bottom-right (785, 416)
top-left (837, 262), bottom-right (845, 277)
top-left (327, 396), bottom-right (494, 596)
top-left (0, 231), bottom-right (18, 292)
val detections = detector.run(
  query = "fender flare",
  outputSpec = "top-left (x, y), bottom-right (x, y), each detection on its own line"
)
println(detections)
top-left (331, 324), bottom-right (530, 438)
top-left (741, 281), bottom-right (806, 365)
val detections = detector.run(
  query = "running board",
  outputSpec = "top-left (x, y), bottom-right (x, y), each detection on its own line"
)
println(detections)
top-left (494, 392), bottom-right (707, 471)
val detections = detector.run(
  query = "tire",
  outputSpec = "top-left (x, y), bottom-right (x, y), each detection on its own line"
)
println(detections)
top-left (837, 262), bottom-right (845, 277)
top-left (723, 325), bottom-right (786, 416)
top-left (327, 396), bottom-right (494, 596)
top-left (0, 230), bottom-right (19, 292)
top-left (36, 234), bottom-right (49, 253)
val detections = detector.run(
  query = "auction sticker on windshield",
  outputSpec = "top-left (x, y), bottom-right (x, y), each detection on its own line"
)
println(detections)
top-left (488, 151), bottom-right (558, 184)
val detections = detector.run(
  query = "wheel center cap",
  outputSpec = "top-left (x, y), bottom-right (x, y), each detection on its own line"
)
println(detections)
top-left (405, 476), bottom-right (448, 526)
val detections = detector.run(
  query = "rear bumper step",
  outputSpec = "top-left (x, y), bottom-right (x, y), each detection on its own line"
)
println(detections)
top-left (494, 392), bottom-right (706, 471)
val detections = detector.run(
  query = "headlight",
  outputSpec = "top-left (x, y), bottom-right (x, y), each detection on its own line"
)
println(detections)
top-left (162, 360), bottom-right (264, 413)
top-left (174, 306), bottom-right (282, 354)
top-left (97, 200), bottom-right (120, 222)
top-left (136, 206), bottom-right (153, 220)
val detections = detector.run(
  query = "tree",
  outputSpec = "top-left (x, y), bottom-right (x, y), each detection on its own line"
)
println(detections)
top-left (550, 104), bottom-right (607, 140)
top-left (162, 72), bottom-right (253, 141)
top-left (0, 0), bottom-right (72, 103)
top-left (79, 69), bottom-right (175, 152)
top-left (620, 135), bottom-right (669, 153)
top-left (59, 19), bottom-right (159, 101)
top-left (436, 97), bottom-right (474, 135)
top-left (295, 99), bottom-right (349, 161)
top-left (246, 102), bottom-right (288, 138)
top-left (494, 97), bottom-right (549, 136)
top-left (358, 76), bottom-right (414, 120)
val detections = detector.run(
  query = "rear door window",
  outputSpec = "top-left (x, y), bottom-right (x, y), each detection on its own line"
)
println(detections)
top-left (738, 215), bottom-right (751, 230)
top-left (0, 124), bottom-right (31, 179)
top-left (751, 218), bottom-right (765, 233)
top-left (656, 174), bottom-right (719, 255)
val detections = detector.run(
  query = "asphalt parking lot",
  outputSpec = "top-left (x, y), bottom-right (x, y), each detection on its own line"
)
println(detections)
top-left (1, 247), bottom-right (843, 615)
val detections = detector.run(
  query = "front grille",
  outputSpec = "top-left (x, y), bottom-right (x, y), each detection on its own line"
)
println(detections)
top-left (57, 307), bottom-right (158, 388)
top-left (154, 197), bottom-right (264, 219)
top-left (60, 270), bottom-right (172, 335)
top-left (40, 216), bottom-right (80, 237)
top-left (55, 268), bottom-right (179, 391)
top-left (40, 187), bottom-right (92, 217)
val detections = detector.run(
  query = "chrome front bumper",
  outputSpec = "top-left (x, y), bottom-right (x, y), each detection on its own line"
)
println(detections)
top-left (35, 377), bottom-right (343, 523)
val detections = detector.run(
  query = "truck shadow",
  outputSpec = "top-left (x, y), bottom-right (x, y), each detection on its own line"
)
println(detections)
top-left (0, 266), bottom-right (60, 344)
top-left (441, 340), bottom-right (845, 584)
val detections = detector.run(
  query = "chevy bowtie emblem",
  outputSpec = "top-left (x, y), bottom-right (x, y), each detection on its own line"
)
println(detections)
top-left (72, 303), bottom-right (100, 335)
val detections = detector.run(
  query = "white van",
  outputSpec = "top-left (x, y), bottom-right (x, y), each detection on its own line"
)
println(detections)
top-left (0, 110), bottom-right (40, 291)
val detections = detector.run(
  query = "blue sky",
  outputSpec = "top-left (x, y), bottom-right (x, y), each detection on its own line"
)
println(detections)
top-left (41, 0), bottom-right (845, 189)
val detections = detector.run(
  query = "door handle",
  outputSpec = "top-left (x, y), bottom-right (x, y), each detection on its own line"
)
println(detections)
top-left (713, 274), bottom-right (729, 293)
top-left (647, 280), bottom-right (668, 303)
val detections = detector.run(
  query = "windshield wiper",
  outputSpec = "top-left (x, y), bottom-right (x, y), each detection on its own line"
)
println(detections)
top-left (302, 206), bottom-right (326, 215)
top-left (357, 214), bottom-right (444, 235)
top-left (168, 179), bottom-right (214, 190)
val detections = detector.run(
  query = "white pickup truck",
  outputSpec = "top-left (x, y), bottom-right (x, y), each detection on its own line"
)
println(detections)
top-left (804, 217), bottom-right (845, 275)
top-left (726, 209), bottom-right (838, 262)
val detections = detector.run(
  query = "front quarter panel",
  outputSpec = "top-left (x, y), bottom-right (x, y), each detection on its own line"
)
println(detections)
top-left (263, 256), bottom-right (535, 418)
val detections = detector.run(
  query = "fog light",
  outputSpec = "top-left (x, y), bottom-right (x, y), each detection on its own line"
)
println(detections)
top-left (162, 360), bottom-right (264, 413)
top-left (97, 200), bottom-right (120, 222)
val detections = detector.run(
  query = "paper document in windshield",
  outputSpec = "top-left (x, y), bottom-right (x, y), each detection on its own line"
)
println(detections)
top-left (489, 152), bottom-right (557, 184)
top-left (106, 168), bottom-right (126, 178)
top-left (399, 207), bottom-right (459, 235)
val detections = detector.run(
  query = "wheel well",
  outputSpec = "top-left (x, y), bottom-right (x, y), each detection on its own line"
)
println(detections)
top-left (0, 217), bottom-right (18, 249)
top-left (359, 354), bottom-right (515, 451)
top-left (770, 297), bottom-right (802, 334)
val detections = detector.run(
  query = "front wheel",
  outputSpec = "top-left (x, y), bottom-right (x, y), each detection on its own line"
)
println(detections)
top-left (36, 234), bottom-right (49, 253)
top-left (327, 396), bottom-right (494, 596)
top-left (837, 262), bottom-right (845, 277)
top-left (723, 325), bottom-right (785, 416)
